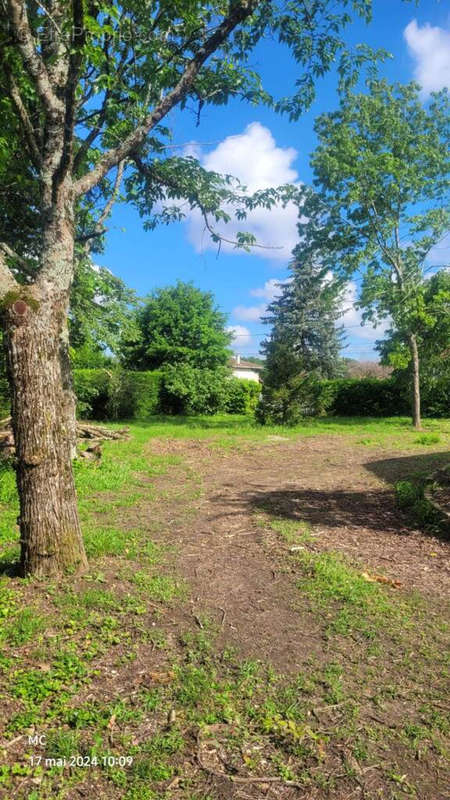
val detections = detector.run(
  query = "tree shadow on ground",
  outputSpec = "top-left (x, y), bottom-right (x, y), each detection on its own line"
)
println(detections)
top-left (243, 450), bottom-right (450, 540)
top-left (0, 556), bottom-right (21, 577)
top-left (247, 485), bottom-right (406, 535)
top-left (364, 450), bottom-right (450, 485)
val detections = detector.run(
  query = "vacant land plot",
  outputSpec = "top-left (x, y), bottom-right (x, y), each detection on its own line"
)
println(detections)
top-left (0, 416), bottom-right (449, 800)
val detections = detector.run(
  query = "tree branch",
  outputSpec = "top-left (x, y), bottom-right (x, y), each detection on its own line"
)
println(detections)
top-left (6, 0), bottom-right (64, 119)
top-left (74, 0), bottom-right (260, 197)
top-left (55, 0), bottom-right (85, 183)
top-left (80, 160), bottom-right (125, 254)
top-left (132, 154), bottom-right (282, 252)
top-left (366, 202), bottom-right (404, 286)
top-left (3, 61), bottom-right (42, 168)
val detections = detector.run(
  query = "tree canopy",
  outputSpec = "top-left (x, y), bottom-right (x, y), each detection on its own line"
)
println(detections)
top-left (121, 281), bottom-right (232, 370)
top-left (69, 257), bottom-right (136, 366)
top-left (297, 79), bottom-right (450, 426)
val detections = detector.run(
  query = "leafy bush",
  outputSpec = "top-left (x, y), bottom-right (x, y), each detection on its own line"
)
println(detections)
top-left (420, 375), bottom-right (450, 418)
top-left (395, 479), bottom-right (440, 529)
top-left (395, 480), bottom-right (421, 509)
top-left (73, 368), bottom-right (259, 419)
top-left (159, 364), bottom-right (228, 415)
top-left (0, 376), bottom-right (9, 417)
top-left (256, 375), bottom-right (447, 423)
top-left (223, 378), bottom-right (260, 414)
top-left (109, 370), bottom-right (162, 419)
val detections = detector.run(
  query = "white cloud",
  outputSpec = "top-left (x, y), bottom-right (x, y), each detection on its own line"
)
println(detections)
top-left (232, 278), bottom-right (286, 322)
top-left (226, 324), bottom-right (251, 346)
top-left (404, 19), bottom-right (450, 94)
top-left (233, 304), bottom-right (266, 322)
top-left (186, 123), bottom-right (300, 261)
top-left (250, 278), bottom-right (284, 301)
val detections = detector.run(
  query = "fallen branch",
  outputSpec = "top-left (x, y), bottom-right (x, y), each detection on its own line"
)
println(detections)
top-left (0, 418), bottom-right (130, 458)
top-left (76, 422), bottom-right (130, 441)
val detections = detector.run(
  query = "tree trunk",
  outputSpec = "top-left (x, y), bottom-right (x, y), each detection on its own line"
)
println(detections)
top-left (408, 333), bottom-right (421, 430)
top-left (3, 288), bottom-right (88, 578)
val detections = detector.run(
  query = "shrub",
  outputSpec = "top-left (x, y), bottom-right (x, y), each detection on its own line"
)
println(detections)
top-left (223, 378), bottom-right (260, 414)
top-left (159, 364), bottom-right (228, 415)
top-left (327, 378), bottom-right (409, 417)
top-left (395, 480), bottom-right (421, 509)
top-left (0, 376), bottom-right (9, 417)
top-left (420, 375), bottom-right (450, 418)
top-left (109, 370), bottom-right (162, 419)
top-left (73, 369), bottom-right (111, 419)
top-left (395, 479), bottom-right (440, 529)
top-left (256, 374), bottom-right (335, 425)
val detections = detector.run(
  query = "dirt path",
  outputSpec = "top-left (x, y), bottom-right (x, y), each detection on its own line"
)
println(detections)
top-left (146, 435), bottom-right (449, 671)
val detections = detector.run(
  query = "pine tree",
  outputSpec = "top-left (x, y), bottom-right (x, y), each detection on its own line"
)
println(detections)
top-left (258, 254), bottom-right (344, 424)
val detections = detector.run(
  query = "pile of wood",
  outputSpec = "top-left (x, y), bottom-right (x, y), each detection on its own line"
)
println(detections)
top-left (76, 422), bottom-right (130, 441)
top-left (0, 417), bottom-right (129, 461)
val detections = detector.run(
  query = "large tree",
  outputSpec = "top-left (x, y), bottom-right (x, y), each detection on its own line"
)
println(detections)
top-left (298, 80), bottom-right (449, 428)
top-left (261, 253), bottom-right (344, 388)
top-left (121, 281), bottom-right (231, 370)
top-left (257, 253), bottom-right (344, 423)
top-left (0, 0), bottom-right (396, 577)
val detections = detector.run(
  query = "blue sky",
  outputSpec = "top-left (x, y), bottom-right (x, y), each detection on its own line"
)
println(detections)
top-left (96, 0), bottom-right (450, 361)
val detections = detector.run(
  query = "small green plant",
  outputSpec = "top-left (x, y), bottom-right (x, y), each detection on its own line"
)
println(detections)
top-left (45, 729), bottom-right (80, 759)
top-left (395, 480), bottom-right (440, 529)
top-left (414, 433), bottom-right (440, 446)
top-left (395, 480), bottom-right (421, 509)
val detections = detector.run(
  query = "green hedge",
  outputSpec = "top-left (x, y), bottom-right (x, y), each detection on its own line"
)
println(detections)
top-left (73, 367), bottom-right (261, 419)
top-left (325, 377), bottom-right (410, 417)
top-left (257, 375), bottom-right (450, 425)
top-left (0, 368), bottom-right (447, 422)
top-left (111, 370), bottom-right (163, 419)
top-left (327, 376), bottom-right (449, 418)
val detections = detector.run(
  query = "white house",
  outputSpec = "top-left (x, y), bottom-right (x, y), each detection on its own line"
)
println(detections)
top-left (229, 355), bottom-right (263, 382)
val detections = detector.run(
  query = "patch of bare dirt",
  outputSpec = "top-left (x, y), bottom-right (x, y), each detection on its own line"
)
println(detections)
top-left (143, 436), bottom-right (449, 673)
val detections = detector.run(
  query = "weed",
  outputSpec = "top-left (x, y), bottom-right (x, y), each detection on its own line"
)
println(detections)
top-left (395, 480), bottom-right (421, 508)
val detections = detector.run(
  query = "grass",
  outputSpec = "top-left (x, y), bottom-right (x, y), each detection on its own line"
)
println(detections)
top-left (294, 548), bottom-right (411, 638)
top-left (114, 413), bottom-right (450, 451)
top-left (0, 414), bottom-right (448, 799)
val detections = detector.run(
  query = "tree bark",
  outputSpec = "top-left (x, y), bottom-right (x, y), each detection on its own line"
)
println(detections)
top-left (2, 288), bottom-right (87, 578)
top-left (408, 333), bottom-right (421, 430)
